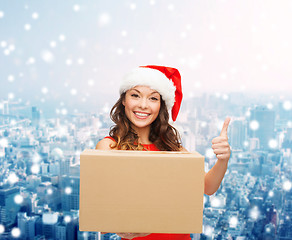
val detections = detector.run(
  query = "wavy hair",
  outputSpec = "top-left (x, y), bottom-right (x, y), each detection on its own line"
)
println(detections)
top-left (108, 92), bottom-right (182, 151)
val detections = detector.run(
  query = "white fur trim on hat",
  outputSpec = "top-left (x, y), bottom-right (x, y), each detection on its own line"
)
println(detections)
top-left (119, 67), bottom-right (176, 110)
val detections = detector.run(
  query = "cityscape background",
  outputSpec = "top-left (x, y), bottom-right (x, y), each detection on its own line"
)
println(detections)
top-left (1, 0), bottom-right (292, 239)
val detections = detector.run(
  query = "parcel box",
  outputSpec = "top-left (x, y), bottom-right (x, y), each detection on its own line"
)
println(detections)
top-left (79, 149), bottom-right (204, 233)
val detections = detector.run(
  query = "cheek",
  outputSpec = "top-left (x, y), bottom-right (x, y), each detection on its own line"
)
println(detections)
top-left (153, 103), bottom-right (161, 114)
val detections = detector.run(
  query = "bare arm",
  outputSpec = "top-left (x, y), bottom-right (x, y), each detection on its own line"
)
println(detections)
top-left (182, 117), bottom-right (231, 196)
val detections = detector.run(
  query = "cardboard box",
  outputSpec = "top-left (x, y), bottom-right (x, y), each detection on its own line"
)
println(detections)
top-left (79, 149), bottom-right (204, 233)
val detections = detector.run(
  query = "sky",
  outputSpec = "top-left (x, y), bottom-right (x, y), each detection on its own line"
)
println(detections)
top-left (1, 0), bottom-right (292, 116)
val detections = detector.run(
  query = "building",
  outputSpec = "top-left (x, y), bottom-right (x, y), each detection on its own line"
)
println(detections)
top-left (0, 186), bottom-right (21, 227)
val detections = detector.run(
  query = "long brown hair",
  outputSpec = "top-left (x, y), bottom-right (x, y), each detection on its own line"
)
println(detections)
top-left (109, 92), bottom-right (182, 151)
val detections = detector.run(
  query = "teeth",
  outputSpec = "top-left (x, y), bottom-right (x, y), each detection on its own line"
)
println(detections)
top-left (135, 112), bottom-right (149, 117)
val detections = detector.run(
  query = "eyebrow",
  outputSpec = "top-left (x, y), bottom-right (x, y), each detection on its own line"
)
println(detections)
top-left (131, 89), bottom-right (159, 95)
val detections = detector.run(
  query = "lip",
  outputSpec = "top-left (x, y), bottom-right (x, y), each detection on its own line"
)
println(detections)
top-left (133, 111), bottom-right (150, 119)
top-left (134, 111), bottom-right (150, 114)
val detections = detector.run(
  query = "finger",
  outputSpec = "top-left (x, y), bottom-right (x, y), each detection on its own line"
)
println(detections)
top-left (216, 153), bottom-right (230, 161)
top-left (212, 142), bottom-right (230, 149)
top-left (213, 148), bottom-right (229, 155)
top-left (220, 117), bottom-right (231, 137)
top-left (212, 136), bottom-right (228, 144)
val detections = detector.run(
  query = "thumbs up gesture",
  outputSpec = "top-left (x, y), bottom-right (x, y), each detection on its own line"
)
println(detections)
top-left (211, 117), bottom-right (231, 162)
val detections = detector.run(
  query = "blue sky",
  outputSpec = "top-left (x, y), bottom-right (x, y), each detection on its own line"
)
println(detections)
top-left (1, 0), bottom-right (292, 116)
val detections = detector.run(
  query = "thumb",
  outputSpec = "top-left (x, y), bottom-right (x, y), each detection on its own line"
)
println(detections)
top-left (220, 117), bottom-right (231, 137)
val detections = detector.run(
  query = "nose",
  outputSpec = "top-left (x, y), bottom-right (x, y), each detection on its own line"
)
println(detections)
top-left (139, 97), bottom-right (148, 109)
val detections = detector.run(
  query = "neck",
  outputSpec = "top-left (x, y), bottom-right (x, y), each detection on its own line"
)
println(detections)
top-left (131, 125), bottom-right (152, 145)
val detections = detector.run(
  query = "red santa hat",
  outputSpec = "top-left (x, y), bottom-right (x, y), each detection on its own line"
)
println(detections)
top-left (119, 65), bottom-right (183, 121)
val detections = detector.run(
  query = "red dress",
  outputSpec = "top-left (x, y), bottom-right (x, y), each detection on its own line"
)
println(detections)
top-left (104, 137), bottom-right (191, 240)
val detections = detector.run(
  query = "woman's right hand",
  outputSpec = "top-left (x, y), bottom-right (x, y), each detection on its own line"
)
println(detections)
top-left (116, 233), bottom-right (151, 239)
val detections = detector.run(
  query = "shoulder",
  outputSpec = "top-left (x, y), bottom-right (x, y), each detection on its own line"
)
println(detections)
top-left (95, 137), bottom-right (116, 150)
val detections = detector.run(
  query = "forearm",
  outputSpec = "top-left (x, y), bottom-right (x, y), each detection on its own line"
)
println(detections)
top-left (204, 159), bottom-right (228, 195)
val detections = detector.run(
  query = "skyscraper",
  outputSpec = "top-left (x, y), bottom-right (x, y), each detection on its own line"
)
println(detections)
top-left (32, 106), bottom-right (40, 127)
top-left (0, 186), bottom-right (21, 227)
top-left (249, 106), bottom-right (275, 150)
top-left (230, 118), bottom-right (247, 150)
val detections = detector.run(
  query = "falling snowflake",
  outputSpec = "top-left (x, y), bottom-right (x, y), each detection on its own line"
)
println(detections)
top-left (283, 180), bottom-right (291, 191)
top-left (268, 139), bottom-right (278, 149)
top-left (205, 148), bottom-right (215, 158)
top-left (117, 48), bottom-right (123, 55)
top-left (200, 121), bottom-right (207, 127)
top-left (88, 79), bottom-right (94, 86)
top-left (0, 224), bottom-right (5, 234)
top-left (70, 89), bottom-right (77, 95)
top-left (61, 108), bottom-right (68, 115)
top-left (157, 53), bottom-right (164, 60)
top-left (41, 87), bottom-right (48, 94)
top-left (64, 215), bottom-right (71, 223)
top-left (8, 75), bottom-right (14, 82)
top-left (121, 30), bottom-right (127, 37)
top-left (249, 120), bottom-right (259, 131)
top-left (130, 3), bottom-right (136, 10)
top-left (8, 172), bottom-right (19, 184)
top-left (249, 206), bottom-right (260, 220)
top-left (283, 100), bottom-right (292, 111)
top-left (4, 49), bottom-right (10, 55)
top-left (209, 24), bottom-right (215, 31)
top-left (0, 11), bottom-right (4, 18)
top-left (203, 225), bottom-right (213, 237)
top-left (14, 194), bottom-right (24, 204)
top-left (229, 216), bottom-right (238, 228)
top-left (59, 34), bottom-right (66, 42)
top-left (98, 13), bottom-right (111, 27)
top-left (267, 103), bottom-right (273, 109)
top-left (0, 138), bottom-right (8, 147)
top-left (77, 58), bottom-right (84, 64)
top-left (1, 41), bottom-right (7, 47)
top-left (148, 0), bottom-right (156, 5)
top-left (168, 4), bottom-right (174, 11)
top-left (11, 228), bottom-right (21, 238)
top-left (128, 48), bottom-right (134, 54)
top-left (73, 4), bottom-right (80, 12)
top-left (41, 50), bottom-right (54, 63)
top-left (210, 196), bottom-right (222, 208)
top-left (26, 57), bottom-right (35, 65)
top-left (33, 153), bottom-right (41, 163)
top-left (268, 191), bottom-right (274, 197)
top-left (65, 187), bottom-right (72, 194)
top-left (8, 92), bottom-right (15, 99)
top-left (47, 188), bottom-right (53, 195)
top-left (31, 164), bottom-right (40, 174)
top-left (66, 59), bottom-right (72, 65)
top-left (8, 44), bottom-right (15, 51)
top-left (32, 12), bottom-right (39, 19)
top-left (50, 41), bottom-right (57, 48)
top-left (24, 24), bottom-right (31, 31)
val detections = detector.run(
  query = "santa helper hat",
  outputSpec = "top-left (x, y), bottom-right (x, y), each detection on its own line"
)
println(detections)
top-left (119, 65), bottom-right (183, 121)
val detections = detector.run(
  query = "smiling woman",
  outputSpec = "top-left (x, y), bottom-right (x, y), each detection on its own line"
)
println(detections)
top-left (95, 65), bottom-right (231, 240)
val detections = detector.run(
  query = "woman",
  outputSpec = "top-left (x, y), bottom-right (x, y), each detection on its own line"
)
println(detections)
top-left (96, 65), bottom-right (231, 240)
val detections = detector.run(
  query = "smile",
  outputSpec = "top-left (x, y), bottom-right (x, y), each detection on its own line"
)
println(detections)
top-left (134, 112), bottom-right (150, 119)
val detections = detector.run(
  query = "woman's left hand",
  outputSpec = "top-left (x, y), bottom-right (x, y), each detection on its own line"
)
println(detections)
top-left (116, 233), bottom-right (151, 239)
top-left (211, 117), bottom-right (231, 162)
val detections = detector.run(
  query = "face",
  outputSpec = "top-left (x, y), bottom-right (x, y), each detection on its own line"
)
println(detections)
top-left (122, 85), bottom-right (161, 131)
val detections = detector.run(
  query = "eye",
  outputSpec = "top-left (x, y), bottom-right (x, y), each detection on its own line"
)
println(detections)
top-left (150, 97), bottom-right (159, 101)
top-left (131, 93), bottom-right (139, 98)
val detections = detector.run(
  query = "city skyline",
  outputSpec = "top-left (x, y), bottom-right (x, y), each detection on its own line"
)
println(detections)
top-left (0, 91), bottom-right (291, 239)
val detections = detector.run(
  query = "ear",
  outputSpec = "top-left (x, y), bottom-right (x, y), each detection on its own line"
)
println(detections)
top-left (122, 98), bottom-right (125, 106)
